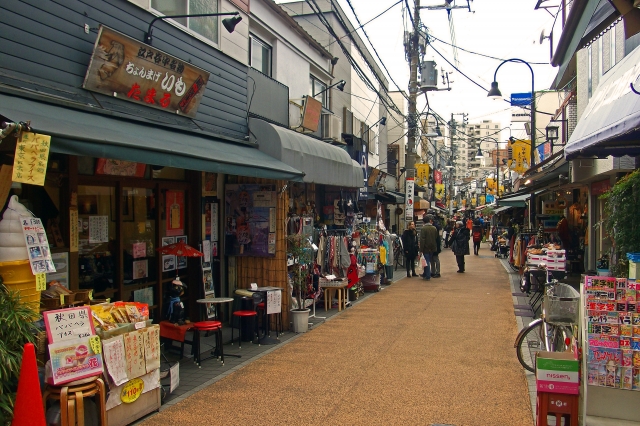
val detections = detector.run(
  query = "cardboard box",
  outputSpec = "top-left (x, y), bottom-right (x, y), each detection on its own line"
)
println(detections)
top-left (536, 351), bottom-right (580, 395)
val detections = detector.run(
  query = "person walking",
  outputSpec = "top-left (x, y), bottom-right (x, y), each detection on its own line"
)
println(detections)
top-left (443, 219), bottom-right (453, 248)
top-left (472, 220), bottom-right (483, 255)
top-left (466, 217), bottom-right (473, 232)
top-left (401, 221), bottom-right (419, 277)
top-left (419, 214), bottom-right (438, 280)
top-left (428, 216), bottom-right (442, 278)
top-left (452, 220), bottom-right (470, 273)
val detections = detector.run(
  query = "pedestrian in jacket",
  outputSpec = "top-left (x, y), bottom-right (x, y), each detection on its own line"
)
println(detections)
top-left (419, 214), bottom-right (438, 280)
top-left (451, 220), bottom-right (470, 273)
top-left (443, 220), bottom-right (453, 248)
top-left (472, 220), bottom-right (483, 255)
top-left (429, 216), bottom-right (442, 278)
top-left (401, 221), bottom-right (419, 277)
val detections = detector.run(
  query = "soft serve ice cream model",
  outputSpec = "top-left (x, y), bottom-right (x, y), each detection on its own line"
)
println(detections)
top-left (0, 195), bottom-right (33, 262)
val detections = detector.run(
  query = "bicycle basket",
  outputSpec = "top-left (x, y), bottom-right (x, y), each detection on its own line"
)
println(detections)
top-left (545, 283), bottom-right (580, 325)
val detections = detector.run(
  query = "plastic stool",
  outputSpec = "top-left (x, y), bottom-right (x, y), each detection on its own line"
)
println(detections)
top-left (231, 310), bottom-right (258, 348)
top-left (192, 321), bottom-right (223, 367)
top-left (536, 392), bottom-right (578, 426)
top-left (42, 376), bottom-right (107, 426)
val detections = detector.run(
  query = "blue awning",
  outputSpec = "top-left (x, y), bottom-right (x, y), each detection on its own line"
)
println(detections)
top-left (0, 93), bottom-right (304, 181)
top-left (565, 44), bottom-right (640, 159)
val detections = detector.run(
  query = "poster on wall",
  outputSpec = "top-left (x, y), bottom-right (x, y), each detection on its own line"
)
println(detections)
top-left (202, 172), bottom-right (217, 196)
top-left (165, 190), bottom-right (184, 237)
top-left (21, 216), bottom-right (56, 274)
top-left (224, 184), bottom-right (276, 257)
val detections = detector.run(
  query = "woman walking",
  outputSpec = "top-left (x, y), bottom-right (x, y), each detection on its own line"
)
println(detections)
top-left (451, 220), bottom-right (470, 273)
top-left (472, 220), bottom-right (483, 255)
top-left (401, 221), bottom-right (419, 277)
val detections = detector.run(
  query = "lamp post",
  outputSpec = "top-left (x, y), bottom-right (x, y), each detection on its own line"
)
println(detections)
top-left (488, 58), bottom-right (535, 225)
top-left (475, 136), bottom-right (500, 203)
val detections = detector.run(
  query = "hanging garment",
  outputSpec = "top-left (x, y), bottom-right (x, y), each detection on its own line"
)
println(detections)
top-left (379, 243), bottom-right (387, 265)
top-left (347, 253), bottom-right (359, 288)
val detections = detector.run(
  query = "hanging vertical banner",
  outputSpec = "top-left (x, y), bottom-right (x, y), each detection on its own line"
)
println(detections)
top-left (69, 208), bottom-right (78, 253)
top-left (480, 195), bottom-right (486, 206)
top-left (12, 132), bottom-right (51, 186)
top-left (509, 139), bottom-right (531, 173)
top-left (405, 178), bottom-right (414, 220)
top-left (415, 164), bottom-right (430, 187)
top-left (434, 170), bottom-right (442, 184)
top-left (165, 190), bottom-right (184, 237)
top-left (434, 183), bottom-right (445, 201)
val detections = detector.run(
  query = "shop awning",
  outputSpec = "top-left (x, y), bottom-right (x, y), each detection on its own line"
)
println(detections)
top-left (250, 118), bottom-right (363, 188)
top-left (498, 193), bottom-right (530, 208)
top-left (565, 44), bottom-right (640, 160)
top-left (0, 93), bottom-right (304, 181)
top-left (493, 206), bottom-right (513, 214)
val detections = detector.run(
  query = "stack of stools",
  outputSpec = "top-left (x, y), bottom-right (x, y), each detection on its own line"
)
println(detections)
top-left (192, 320), bottom-right (223, 367)
top-left (257, 301), bottom-right (283, 338)
top-left (536, 392), bottom-right (578, 426)
top-left (42, 376), bottom-right (107, 426)
top-left (231, 292), bottom-right (261, 347)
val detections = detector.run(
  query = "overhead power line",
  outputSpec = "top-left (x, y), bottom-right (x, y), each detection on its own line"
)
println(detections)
top-left (326, 0), bottom-right (403, 48)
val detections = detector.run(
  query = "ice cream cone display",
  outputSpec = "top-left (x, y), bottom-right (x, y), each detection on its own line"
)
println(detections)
top-left (0, 195), bottom-right (33, 263)
top-left (0, 196), bottom-right (39, 317)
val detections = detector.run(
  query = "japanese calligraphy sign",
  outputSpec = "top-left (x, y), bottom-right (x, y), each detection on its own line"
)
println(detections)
top-left (83, 26), bottom-right (210, 118)
top-left (266, 290), bottom-right (282, 315)
top-left (12, 132), bottom-right (50, 186)
top-left (43, 306), bottom-right (95, 344)
top-left (405, 178), bottom-right (414, 220)
top-left (143, 325), bottom-right (160, 373)
top-left (20, 216), bottom-right (56, 275)
top-left (48, 337), bottom-right (103, 385)
top-left (508, 139), bottom-right (531, 174)
top-left (123, 330), bottom-right (146, 379)
top-left (103, 335), bottom-right (129, 386)
top-left (415, 164), bottom-right (429, 187)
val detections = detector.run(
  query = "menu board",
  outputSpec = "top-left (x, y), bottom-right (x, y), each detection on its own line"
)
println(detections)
top-left (224, 184), bottom-right (276, 257)
top-left (43, 306), bottom-right (95, 344)
top-left (20, 216), bottom-right (56, 274)
top-left (267, 290), bottom-right (282, 315)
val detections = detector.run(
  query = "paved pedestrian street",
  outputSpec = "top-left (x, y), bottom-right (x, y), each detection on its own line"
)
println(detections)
top-left (141, 245), bottom-right (533, 426)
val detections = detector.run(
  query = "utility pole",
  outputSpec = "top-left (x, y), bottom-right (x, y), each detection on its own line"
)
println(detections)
top-left (406, 0), bottom-right (420, 174)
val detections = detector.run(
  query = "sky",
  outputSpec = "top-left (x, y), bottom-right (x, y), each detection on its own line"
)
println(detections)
top-left (279, 0), bottom-right (564, 142)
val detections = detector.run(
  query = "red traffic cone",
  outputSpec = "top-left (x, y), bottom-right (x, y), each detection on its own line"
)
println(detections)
top-left (11, 343), bottom-right (45, 426)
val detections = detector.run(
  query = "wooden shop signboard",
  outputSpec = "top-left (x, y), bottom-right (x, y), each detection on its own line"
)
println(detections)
top-left (83, 26), bottom-right (210, 118)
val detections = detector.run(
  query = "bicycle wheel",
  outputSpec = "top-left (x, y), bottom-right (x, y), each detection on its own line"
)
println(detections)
top-left (394, 250), bottom-right (405, 271)
top-left (516, 321), bottom-right (570, 373)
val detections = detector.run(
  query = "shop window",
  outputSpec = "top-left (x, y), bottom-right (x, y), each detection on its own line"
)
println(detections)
top-left (77, 186), bottom-right (117, 299)
top-left (250, 34), bottom-right (272, 77)
top-left (150, 0), bottom-right (219, 45)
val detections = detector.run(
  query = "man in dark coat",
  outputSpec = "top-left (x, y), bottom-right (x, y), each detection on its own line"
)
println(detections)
top-left (419, 214), bottom-right (438, 280)
top-left (452, 220), bottom-right (470, 273)
top-left (401, 221), bottom-right (418, 277)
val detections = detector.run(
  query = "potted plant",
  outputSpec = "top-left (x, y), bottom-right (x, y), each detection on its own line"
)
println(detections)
top-left (599, 170), bottom-right (640, 277)
top-left (0, 276), bottom-right (38, 425)
top-left (287, 234), bottom-right (314, 333)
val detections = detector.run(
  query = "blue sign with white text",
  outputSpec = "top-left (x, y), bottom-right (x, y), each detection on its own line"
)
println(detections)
top-left (510, 92), bottom-right (532, 106)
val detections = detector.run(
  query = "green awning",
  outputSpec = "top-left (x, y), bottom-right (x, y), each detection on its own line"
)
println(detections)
top-left (0, 93), bottom-right (304, 181)
top-left (498, 193), bottom-right (530, 208)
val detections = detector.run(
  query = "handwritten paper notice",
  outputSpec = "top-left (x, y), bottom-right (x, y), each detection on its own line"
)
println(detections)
top-left (202, 239), bottom-right (211, 263)
top-left (103, 335), bottom-right (129, 386)
top-left (123, 330), bottom-right (146, 379)
top-left (89, 216), bottom-right (109, 243)
top-left (267, 290), bottom-right (282, 314)
top-left (143, 325), bottom-right (160, 373)
top-left (12, 132), bottom-right (51, 186)
top-left (43, 307), bottom-right (95, 344)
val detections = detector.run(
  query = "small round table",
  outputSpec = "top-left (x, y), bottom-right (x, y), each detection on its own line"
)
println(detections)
top-left (196, 297), bottom-right (234, 321)
top-left (196, 297), bottom-right (238, 359)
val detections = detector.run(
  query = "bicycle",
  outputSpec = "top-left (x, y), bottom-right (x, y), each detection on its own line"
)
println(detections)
top-left (392, 236), bottom-right (405, 271)
top-left (514, 278), bottom-right (580, 373)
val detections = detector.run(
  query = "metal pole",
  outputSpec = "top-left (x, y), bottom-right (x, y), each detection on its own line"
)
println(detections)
top-left (496, 140), bottom-right (499, 203)
top-left (530, 74), bottom-right (536, 229)
top-left (406, 0), bottom-right (420, 173)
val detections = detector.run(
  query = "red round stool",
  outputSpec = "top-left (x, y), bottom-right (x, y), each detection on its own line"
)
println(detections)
top-left (192, 321), bottom-right (223, 366)
top-left (231, 310), bottom-right (257, 348)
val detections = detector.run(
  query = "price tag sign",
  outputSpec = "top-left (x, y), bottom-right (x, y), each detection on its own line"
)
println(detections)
top-left (121, 378), bottom-right (145, 403)
top-left (60, 294), bottom-right (65, 305)
top-left (88, 290), bottom-right (93, 301)
top-left (134, 321), bottom-right (146, 330)
top-left (89, 336), bottom-right (101, 354)
top-left (35, 273), bottom-right (47, 291)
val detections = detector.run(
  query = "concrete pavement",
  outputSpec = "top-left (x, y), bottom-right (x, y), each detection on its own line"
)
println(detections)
top-left (141, 243), bottom-right (533, 425)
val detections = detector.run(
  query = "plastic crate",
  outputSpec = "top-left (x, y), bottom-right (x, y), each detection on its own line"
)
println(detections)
top-left (545, 283), bottom-right (580, 325)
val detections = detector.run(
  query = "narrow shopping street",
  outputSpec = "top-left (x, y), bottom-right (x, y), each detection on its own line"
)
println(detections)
top-left (142, 246), bottom-right (532, 426)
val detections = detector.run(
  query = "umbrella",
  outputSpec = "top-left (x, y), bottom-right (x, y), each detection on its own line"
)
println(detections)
top-left (156, 241), bottom-right (203, 257)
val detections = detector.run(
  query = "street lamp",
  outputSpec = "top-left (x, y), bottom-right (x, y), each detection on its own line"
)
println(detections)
top-left (145, 12), bottom-right (242, 44)
top-left (488, 58), bottom-right (535, 224)
top-left (312, 79), bottom-right (346, 98)
top-left (545, 121), bottom-right (559, 153)
top-left (373, 116), bottom-right (387, 127)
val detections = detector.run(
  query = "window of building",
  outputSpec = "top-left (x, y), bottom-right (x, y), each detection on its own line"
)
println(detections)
top-left (610, 25), bottom-right (616, 69)
top-left (309, 75), bottom-right (327, 107)
top-left (150, 0), bottom-right (219, 45)
top-left (250, 34), bottom-right (272, 77)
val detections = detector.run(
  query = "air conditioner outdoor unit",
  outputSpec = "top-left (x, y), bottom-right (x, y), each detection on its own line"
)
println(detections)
top-left (323, 114), bottom-right (342, 141)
